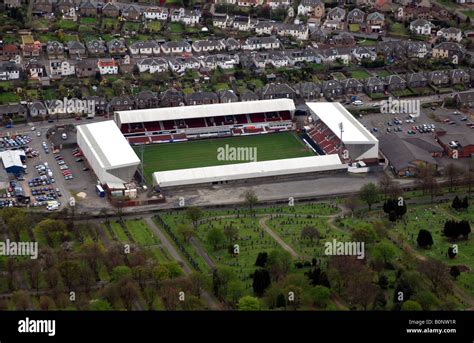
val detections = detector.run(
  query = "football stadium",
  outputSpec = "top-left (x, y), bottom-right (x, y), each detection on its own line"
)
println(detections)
top-left (77, 100), bottom-right (378, 193)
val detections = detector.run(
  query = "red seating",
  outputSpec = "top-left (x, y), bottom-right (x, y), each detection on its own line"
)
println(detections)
top-left (280, 111), bottom-right (291, 120)
top-left (249, 113), bottom-right (265, 123)
top-left (173, 133), bottom-right (187, 140)
top-left (233, 128), bottom-right (242, 135)
top-left (128, 136), bottom-right (150, 144)
top-left (235, 115), bottom-right (248, 124)
top-left (162, 120), bottom-right (175, 130)
top-left (144, 122), bottom-right (161, 131)
top-left (150, 134), bottom-right (172, 142)
top-left (244, 127), bottom-right (263, 134)
top-left (121, 125), bottom-right (130, 134)
top-left (185, 118), bottom-right (206, 128)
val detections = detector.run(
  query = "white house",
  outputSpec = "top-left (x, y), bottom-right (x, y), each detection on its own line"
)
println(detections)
top-left (137, 57), bottom-right (168, 74)
top-left (129, 41), bottom-right (161, 56)
top-left (242, 36), bottom-right (281, 50)
top-left (410, 19), bottom-right (435, 36)
top-left (201, 54), bottom-right (239, 70)
top-left (275, 24), bottom-right (309, 40)
top-left (0, 62), bottom-right (20, 81)
top-left (192, 40), bottom-right (225, 53)
top-left (143, 7), bottom-right (168, 20)
top-left (97, 58), bottom-right (118, 75)
top-left (171, 8), bottom-right (201, 26)
top-left (168, 56), bottom-right (200, 73)
top-left (161, 41), bottom-right (192, 55)
top-left (437, 27), bottom-right (463, 42)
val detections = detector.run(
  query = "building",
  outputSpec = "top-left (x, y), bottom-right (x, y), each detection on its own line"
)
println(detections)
top-left (306, 102), bottom-right (379, 161)
top-left (76, 121), bottom-right (140, 185)
top-left (0, 150), bottom-right (25, 175)
top-left (152, 155), bottom-right (345, 189)
top-left (98, 58), bottom-right (118, 75)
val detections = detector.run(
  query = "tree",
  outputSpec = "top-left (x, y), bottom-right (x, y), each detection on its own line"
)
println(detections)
top-left (311, 285), bottom-right (331, 308)
top-left (266, 250), bottom-right (292, 281)
top-left (451, 196), bottom-right (462, 211)
top-left (461, 196), bottom-right (469, 210)
top-left (223, 225), bottom-right (239, 243)
top-left (300, 225), bottom-right (320, 243)
top-left (416, 229), bottom-right (433, 248)
top-left (401, 300), bottom-right (422, 311)
top-left (111, 265), bottom-right (133, 282)
top-left (90, 299), bottom-right (112, 311)
top-left (255, 252), bottom-right (268, 268)
top-left (242, 189), bottom-right (258, 213)
top-left (252, 268), bottom-right (271, 296)
top-left (177, 224), bottom-right (194, 242)
top-left (227, 281), bottom-right (245, 306)
top-left (186, 207), bottom-right (203, 228)
top-left (372, 241), bottom-right (397, 266)
top-left (79, 242), bottom-right (105, 280)
top-left (416, 164), bottom-right (438, 202)
top-left (212, 266), bottom-right (236, 298)
top-left (449, 266), bottom-right (460, 280)
top-left (238, 296), bottom-right (261, 310)
top-left (39, 296), bottom-right (56, 311)
top-left (58, 260), bottom-right (81, 291)
top-left (378, 173), bottom-right (394, 200)
top-left (12, 291), bottom-right (30, 310)
top-left (119, 279), bottom-right (140, 311)
top-left (359, 183), bottom-right (379, 211)
top-left (207, 227), bottom-right (225, 251)
top-left (351, 226), bottom-right (378, 245)
top-left (25, 259), bottom-right (41, 293)
top-left (344, 195), bottom-right (360, 217)
top-left (444, 163), bottom-right (463, 191)
top-left (447, 247), bottom-right (457, 259)
top-left (418, 259), bottom-right (452, 295)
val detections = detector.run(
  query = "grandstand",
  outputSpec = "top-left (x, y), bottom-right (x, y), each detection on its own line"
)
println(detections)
top-left (305, 102), bottom-right (379, 163)
top-left (114, 99), bottom-right (295, 145)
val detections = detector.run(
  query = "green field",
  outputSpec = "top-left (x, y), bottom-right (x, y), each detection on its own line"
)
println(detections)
top-left (138, 132), bottom-right (314, 181)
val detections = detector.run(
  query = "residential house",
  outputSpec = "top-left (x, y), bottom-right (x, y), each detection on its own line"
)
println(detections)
top-left (168, 56), bottom-right (200, 73)
top-left (0, 43), bottom-right (18, 61)
top-left (0, 62), bottom-right (21, 81)
top-left (143, 7), bottom-right (168, 21)
top-left (319, 48), bottom-right (351, 65)
top-left (129, 41), bottom-right (160, 57)
top-left (28, 101), bottom-right (48, 118)
top-left (365, 76), bottom-right (385, 94)
top-left (409, 19), bottom-right (434, 36)
top-left (192, 40), bottom-right (225, 53)
top-left (259, 83), bottom-right (296, 99)
top-left (297, 0), bottom-right (325, 19)
top-left (160, 88), bottom-right (184, 107)
top-left (201, 54), bottom-right (239, 70)
top-left (340, 78), bottom-right (363, 94)
top-left (97, 58), bottom-right (118, 75)
top-left (240, 90), bottom-right (259, 101)
top-left (46, 41), bottom-right (64, 59)
top-left (427, 70), bottom-right (450, 87)
top-left (449, 69), bottom-right (470, 85)
top-left (4, 0), bottom-right (21, 8)
top-left (352, 47), bottom-right (376, 62)
top-left (56, 0), bottom-right (74, 15)
top-left (333, 32), bottom-right (356, 46)
top-left (237, 0), bottom-right (262, 6)
top-left (347, 8), bottom-right (365, 26)
top-left (437, 27), bottom-right (463, 42)
top-left (267, 0), bottom-right (291, 9)
top-left (122, 5), bottom-right (141, 22)
top-left (85, 96), bottom-right (107, 115)
top-left (377, 40), bottom-right (406, 61)
top-left (20, 35), bottom-right (41, 57)
top-left (26, 60), bottom-right (45, 80)
top-left (295, 81), bottom-right (321, 100)
top-left (322, 80), bottom-right (344, 98)
top-left (107, 39), bottom-right (127, 56)
top-left (326, 7), bottom-right (346, 21)
top-left (454, 90), bottom-right (474, 108)
top-left (32, 0), bottom-right (53, 14)
top-left (253, 52), bottom-right (293, 69)
top-left (185, 91), bottom-right (219, 106)
top-left (135, 91), bottom-right (159, 109)
top-left (161, 41), bottom-right (192, 55)
top-left (275, 24), bottom-right (309, 40)
top-left (212, 14), bottom-right (229, 29)
top-left (86, 40), bottom-right (106, 56)
top-left (242, 36), bottom-right (281, 50)
top-left (406, 41), bottom-right (431, 59)
top-left (50, 59), bottom-right (75, 78)
top-left (231, 16), bottom-right (253, 32)
top-left (432, 42), bottom-right (466, 62)
top-left (170, 8), bottom-right (200, 26)
top-left (385, 74), bottom-right (407, 91)
top-left (136, 57), bottom-right (168, 73)
top-left (102, 2), bottom-right (120, 17)
top-left (67, 41), bottom-right (86, 58)
top-left (223, 38), bottom-right (240, 51)
top-left (218, 90), bottom-right (239, 103)
top-left (405, 72), bottom-right (428, 88)
top-left (255, 22), bottom-right (275, 35)
top-left (79, 0), bottom-right (96, 16)
top-left (365, 12), bottom-right (384, 33)
top-left (0, 104), bottom-right (27, 119)
top-left (75, 59), bottom-right (97, 78)
top-left (108, 97), bottom-right (134, 112)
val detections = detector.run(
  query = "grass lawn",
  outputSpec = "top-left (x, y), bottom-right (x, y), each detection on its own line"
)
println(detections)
top-left (137, 132), bottom-right (314, 178)
top-left (56, 19), bottom-right (78, 30)
top-left (349, 24), bottom-right (360, 32)
top-left (376, 70), bottom-right (391, 77)
top-left (331, 72), bottom-right (346, 81)
top-left (63, 34), bottom-right (79, 42)
top-left (124, 219), bottom-right (160, 246)
top-left (392, 88), bottom-right (415, 97)
top-left (0, 92), bottom-right (20, 104)
top-left (463, 10), bottom-right (474, 19)
top-left (80, 17), bottom-right (98, 25)
top-left (109, 221), bottom-right (129, 242)
top-left (169, 22), bottom-right (184, 33)
top-left (350, 70), bottom-right (370, 80)
top-left (389, 22), bottom-right (409, 36)
top-left (147, 21), bottom-right (162, 32)
top-left (0, 81), bottom-right (14, 91)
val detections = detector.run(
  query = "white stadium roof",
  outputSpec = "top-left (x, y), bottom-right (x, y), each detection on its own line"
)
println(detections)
top-left (114, 99), bottom-right (296, 126)
top-left (77, 121), bottom-right (140, 169)
top-left (77, 121), bottom-right (140, 185)
top-left (306, 102), bottom-right (378, 144)
top-left (152, 155), bottom-right (346, 188)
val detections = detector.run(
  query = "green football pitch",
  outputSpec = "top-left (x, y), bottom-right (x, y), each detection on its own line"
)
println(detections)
top-left (136, 132), bottom-right (314, 181)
